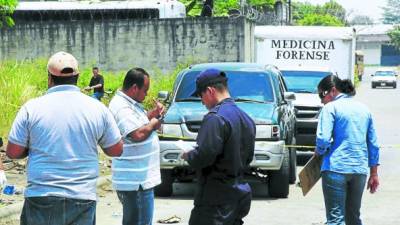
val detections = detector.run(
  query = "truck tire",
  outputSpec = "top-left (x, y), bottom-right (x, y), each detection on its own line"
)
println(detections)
top-left (394, 83), bottom-right (397, 89)
top-left (155, 169), bottom-right (174, 197)
top-left (371, 84), bottom-right (375, 89)
top-left (268, 149), bottom-right (290, 198)
top-left (289, 147), bottom-right (297, 184)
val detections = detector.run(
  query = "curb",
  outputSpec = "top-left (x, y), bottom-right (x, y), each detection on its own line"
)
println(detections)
top-left (0, 175), bottom-right (112, 220)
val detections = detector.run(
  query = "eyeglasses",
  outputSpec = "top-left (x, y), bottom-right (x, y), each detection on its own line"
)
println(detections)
top-left (318, 90), bottom-right (330, 99)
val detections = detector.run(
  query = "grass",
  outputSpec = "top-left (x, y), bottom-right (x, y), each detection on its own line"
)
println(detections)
top-left (0, 59), bottom-right (192, 138)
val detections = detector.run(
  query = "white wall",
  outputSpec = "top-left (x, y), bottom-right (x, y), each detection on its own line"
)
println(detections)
top-left (357, 42), bottom-right (381, 65)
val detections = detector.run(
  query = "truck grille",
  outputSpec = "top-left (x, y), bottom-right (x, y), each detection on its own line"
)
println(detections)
top-left (295, 106), bottom-right (321, 119)
top-left (186, 122), bottom-right (202, 133)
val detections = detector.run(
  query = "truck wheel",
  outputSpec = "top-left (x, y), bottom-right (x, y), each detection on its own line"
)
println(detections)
top-left (371, 84), bottom-right (375, 89)
top-left (268, 149), bottom-right (290, 198)
top-left (289, 147), bottom-right (297, 184)
top-left (394, 83), bottom-right (397, 89)
top-left (155, 169), bottom-right (174, 197)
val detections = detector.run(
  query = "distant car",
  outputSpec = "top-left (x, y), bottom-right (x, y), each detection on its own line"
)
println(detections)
top-left (371, 70), bottom-right (397, 89)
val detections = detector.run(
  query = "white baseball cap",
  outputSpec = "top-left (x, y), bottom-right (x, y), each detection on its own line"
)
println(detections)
top-left (47, 51), bottom-right (79, 77)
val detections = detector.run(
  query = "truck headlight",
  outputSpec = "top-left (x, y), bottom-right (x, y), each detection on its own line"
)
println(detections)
top-left (256, 125), bottom-right (280, 139)
top-left (160, 124), bottom-right (183, 138)
top-left (256, 125), bottom-right (271, 139)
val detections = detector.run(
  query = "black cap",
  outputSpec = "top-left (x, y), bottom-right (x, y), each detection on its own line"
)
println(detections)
top-left (192, 68), bottom-right (228, 96)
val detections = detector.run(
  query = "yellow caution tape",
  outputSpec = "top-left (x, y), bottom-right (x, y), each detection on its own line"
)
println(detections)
top-left (157, 134), bottom-right (399, 149)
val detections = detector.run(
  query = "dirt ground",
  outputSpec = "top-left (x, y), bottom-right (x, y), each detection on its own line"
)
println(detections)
top-left (0, 146), bottom-right (114, 225)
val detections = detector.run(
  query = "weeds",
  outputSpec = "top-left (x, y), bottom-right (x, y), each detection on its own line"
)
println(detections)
top-left (0, 59), bottom-right (192, 138)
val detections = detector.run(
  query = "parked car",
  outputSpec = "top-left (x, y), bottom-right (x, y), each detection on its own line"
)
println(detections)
top-left (371, 70), bottom-right (397, 89)
top-left (155, 63), bottom-right (297, 198)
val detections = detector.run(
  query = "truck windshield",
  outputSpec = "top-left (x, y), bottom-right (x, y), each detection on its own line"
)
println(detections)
top-left (175, 71), bottom-right (274, 103)
top-left (281, 71), bottom-right (331, 93)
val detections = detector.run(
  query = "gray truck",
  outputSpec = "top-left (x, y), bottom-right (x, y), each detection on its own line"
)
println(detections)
top-left (155, 63), bottom-right (297, 198)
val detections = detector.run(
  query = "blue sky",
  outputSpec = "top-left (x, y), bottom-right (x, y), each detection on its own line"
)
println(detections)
top-left (297, 0), bottom-right (383, 22)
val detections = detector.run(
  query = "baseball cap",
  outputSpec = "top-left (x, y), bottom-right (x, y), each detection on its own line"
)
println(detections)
top-left (47, 51), bottom-right (79, 77)
top-left (193, 68), bottom-right (228, 96)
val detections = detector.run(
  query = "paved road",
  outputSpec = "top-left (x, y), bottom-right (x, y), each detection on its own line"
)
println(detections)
top-left (96, 67), bottom-right (400, 225)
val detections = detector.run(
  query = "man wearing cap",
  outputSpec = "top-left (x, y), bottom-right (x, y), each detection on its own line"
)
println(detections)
top-left (6, 51), bottom-right (123, 225)
top-left (182, 68), bottom-right (256, 225)
top-left (108, 67), bottom-right (165, 225)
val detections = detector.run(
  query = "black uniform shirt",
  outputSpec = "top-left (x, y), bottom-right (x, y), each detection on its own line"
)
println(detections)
top-left (187, 98), bottom-right (256, 205)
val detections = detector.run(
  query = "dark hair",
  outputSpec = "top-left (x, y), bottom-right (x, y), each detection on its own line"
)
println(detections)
top-left (50, 74), bottom-right (79, 85)
top-left (49, 67), bottom-right (79, 85)
top-left (200, 80), bottom-right (228, 94)
top-left (318, 75), bottom-right (355, 96)
top-left (92, 67), bottom-right (99, 70)
top-left (123, 67), bottom-right (149, 91)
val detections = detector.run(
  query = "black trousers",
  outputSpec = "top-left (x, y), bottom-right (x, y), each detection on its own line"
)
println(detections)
top-left (189, 191), bottom-right (251, 225)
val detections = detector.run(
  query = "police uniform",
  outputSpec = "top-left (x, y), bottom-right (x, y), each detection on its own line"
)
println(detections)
top-left (187, 96), bottom-right (256, 225)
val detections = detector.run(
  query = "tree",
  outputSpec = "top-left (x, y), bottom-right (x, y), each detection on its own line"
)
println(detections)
top-left (349, 15), bottom-right (374, 25)
top-left (0, 0), bottom-right (17, 27)
top-left (383, 0), bottom-right (400, 24)
top-left (179, 0), bottom-right (275, 17)
top-left (387, 25), bottom-right (400, 50)
top-left (297, 14), bottom-right (344, 26)
top-left (292, 0), bottom-right (346, 26)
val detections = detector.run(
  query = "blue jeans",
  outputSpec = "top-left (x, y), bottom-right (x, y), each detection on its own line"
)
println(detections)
top-left (20, 196), bottom-right (96, 225)
top-left (92, 92), bottom-right (104, 100)
top-left (322, 171), bottom-right (367, 225)
top-left (117, 187), bottom-right (154, 225)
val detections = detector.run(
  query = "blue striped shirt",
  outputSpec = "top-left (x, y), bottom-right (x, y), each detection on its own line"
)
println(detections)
top-left (108, 91), bottom-right (161, 191)
top-left (316, 94), bottom-right (380, 175)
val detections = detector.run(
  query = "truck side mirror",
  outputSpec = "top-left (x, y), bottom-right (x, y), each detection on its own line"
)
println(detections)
top-left (157, 91), bottom-right (170, 102)
top-left (370, 74), bottom-right (374, 76)
top-left (284, 92), bottom-right (296, 101)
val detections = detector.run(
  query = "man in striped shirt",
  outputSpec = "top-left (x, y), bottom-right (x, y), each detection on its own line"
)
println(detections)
top-left (108, 68), bottom-right (165, 225)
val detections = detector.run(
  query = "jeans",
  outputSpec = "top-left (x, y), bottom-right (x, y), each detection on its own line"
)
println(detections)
top-left (20, 196), bottom-right (96, 225)
top-left (322, 171), bottom-right (367, 225)
top-left (189, 191), bottom-right (251, 225)
top-left (92, 92), bottom-right (104, 101)
top-left (117, 187), bottom-right (154, 225)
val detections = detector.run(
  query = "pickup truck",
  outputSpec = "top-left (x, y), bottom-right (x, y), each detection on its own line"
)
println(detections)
top-left (156, 63), bottom-right (297, 198)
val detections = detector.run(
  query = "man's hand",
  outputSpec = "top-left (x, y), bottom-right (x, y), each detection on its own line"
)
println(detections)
top-left (0, 170), bottom-right (7, 188)
top-left (367, 174), bottom-right (379, 194)
top-left (152, 98), bottom-right (165, 119)
top-left (181, 152), bottom-right (189, 161)
top-left (84, 86), bottom-right (92, 91)
top-left (150, 118), bottom-right (162, 131)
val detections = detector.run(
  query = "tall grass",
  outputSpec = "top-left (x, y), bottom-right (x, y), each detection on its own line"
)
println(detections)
top-left (0, 59), bottom-right (191, 138)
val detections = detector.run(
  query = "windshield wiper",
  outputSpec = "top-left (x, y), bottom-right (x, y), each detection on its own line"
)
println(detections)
top-left (234, 98), bottom-right (267, 103)
top-left (294, 90), bottom-right (313, 93)
top-left (175, 97), bottom-right (201, 102)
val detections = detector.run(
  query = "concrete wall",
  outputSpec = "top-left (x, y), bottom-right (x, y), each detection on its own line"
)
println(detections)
top-left (0, 18), bottom-right (254, 72)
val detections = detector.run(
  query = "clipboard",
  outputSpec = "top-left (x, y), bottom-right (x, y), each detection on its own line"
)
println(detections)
top-left (298, 155), bottom-right (322, 196)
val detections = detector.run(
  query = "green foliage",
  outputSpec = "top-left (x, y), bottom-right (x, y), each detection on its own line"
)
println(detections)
top-left (383, 0), bottom-right (400, 24)
top-left (0, 0), bottom-right (17, 27)
top-left (387, 25), bottom-right (400, 50)
top-left (297, 14), bottom-right (344, 26)
top-left (0, 59), bottom-right (191, 137)
top-left (179, 0), bottom-right (275, 17)
top-left (292, 0), bottom-right (346, 26)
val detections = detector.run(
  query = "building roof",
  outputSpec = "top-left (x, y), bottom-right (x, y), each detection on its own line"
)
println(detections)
top-left (354, 25), bottom-right (394, 43)
top-left (16, 0), bottom-right (183, 11)
top-left (354, 25), bottom-right (394, 35)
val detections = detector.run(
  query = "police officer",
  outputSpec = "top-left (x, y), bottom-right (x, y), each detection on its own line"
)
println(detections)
top-left (182, 68), bottom-right (256, 225)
